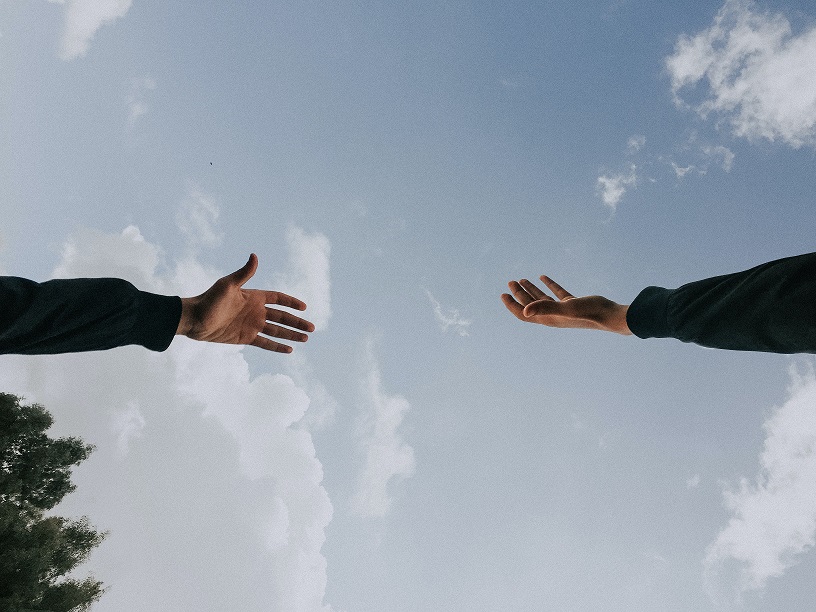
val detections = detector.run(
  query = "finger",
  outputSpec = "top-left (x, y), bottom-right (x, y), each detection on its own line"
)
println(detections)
top-left (262, 322), bottom-right (309, 343)
top-left (265, 291), bottom-right (307, 311)
top-left (266, 307), bottom-right (316, 332)
top-left (540, 276), bottom-right (574, 301)
top-left (508, 281), bottom-right (535, 306)
top-left (227, 254), bottom-right (258, 287)
top-left (250, 335), bottom-right (293, 353)
top-left (501, 293), bottom-right (528, 321)
top-left (519, 279), bottom-right (549, 301)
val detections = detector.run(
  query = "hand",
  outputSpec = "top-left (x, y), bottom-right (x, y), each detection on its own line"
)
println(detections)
top-left (501, 275), bottom-right (632, 335)
top-left (176, 254), bottom-right (315, 353)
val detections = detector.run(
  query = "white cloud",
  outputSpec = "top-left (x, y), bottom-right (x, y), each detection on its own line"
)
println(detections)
top-left (176, 185), bottom-right (224, 249)
top-left (0, 223), bottom-right (335, 611)
top-left (702, 145), bottom-right (735, 172)
top-left (57, 0), bottom-right (133, 61)
top-left (273, 226), bottom-right (332, 332)
top-left (596, 164), bottom-right (637, 211)
top-left (425, 290), bottom-right (472, 337)
top-left (627, 135), bottom-right (646, 153)
top-left (687, 474), bottom-right (701, 489)
top-left (127, 76), bottom-right (156, 125)
top-left (351, 339), bottom-right (415, 518)
top-left (667, 0), bottom-right (816, 148)
top-left (704, 363), bottom-right (816, 605)
top-left (672, 162), bottom-right (695, 178)
top-left (111, 400), bottom-right (145, 457)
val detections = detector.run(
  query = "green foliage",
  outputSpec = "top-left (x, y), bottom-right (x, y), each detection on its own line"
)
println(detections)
top-left (0, 393), bottom-right (106, 612)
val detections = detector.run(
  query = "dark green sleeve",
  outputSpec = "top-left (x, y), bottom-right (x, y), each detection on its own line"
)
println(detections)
top-left (0, 277), bottom-right (182, 355)
top-left (626, 252), bottom-right (816, 354)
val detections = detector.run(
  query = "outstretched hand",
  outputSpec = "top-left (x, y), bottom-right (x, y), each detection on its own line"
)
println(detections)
top-left (501, 275), bottom-right (632, 335)
top-left (177, 254), bottom-right (315, 353)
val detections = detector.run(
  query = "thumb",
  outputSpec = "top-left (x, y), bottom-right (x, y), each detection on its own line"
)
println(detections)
top-left (227, 253), bottom-right (258, 287)
top-left (523, 299), bottom-right (558, 318)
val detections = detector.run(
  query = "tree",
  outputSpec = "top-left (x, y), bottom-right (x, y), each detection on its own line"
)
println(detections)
top-left (0, 393), bottom-right (106, 611)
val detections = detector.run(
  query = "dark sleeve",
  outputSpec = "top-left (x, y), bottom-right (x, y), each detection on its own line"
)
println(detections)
top-left (625, 252), bottom-right (816, 354)
top-left (0, 277), bottom-right (182, 355)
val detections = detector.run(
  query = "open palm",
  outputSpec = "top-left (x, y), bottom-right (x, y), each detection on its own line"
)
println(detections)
top-left (501, 276), bottom-right (631, 335)
top-left (179, 254), bottom-right (316, 353)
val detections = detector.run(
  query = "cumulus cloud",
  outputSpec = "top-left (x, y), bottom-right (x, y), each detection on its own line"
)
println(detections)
top-left (176, 185), bottom-right (224, 249)
top-left (704, 363), bottom-right (816, 605)
top-left (127, 76), bottom-right (156, 125)
top-left (0, 224), bottom-right (335, 611)
top-left (351, 339), bottom-right (415, 518)
top-left (273, 226), bottom-right (332, 332)
top-left (596, 164), bottom-right (637, 211)
top-left (55, 0), bottom-right (133, 60)
top-left (667, 0), bottom-right (816, 148)
top-left (425, 290), bottom-right (472, 337)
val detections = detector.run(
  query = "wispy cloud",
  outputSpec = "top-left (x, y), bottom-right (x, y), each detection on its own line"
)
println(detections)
top-left (127, 76), bottom-right (156, 125)
top-left (671, 162), bottom-right (694, 178)
top-left (176, 184), bottom-right (224, 249)
top-left (351, 339), bottom-right (415, 518)
top-left (55, 0), bottom-right (133, 61)
top-left (627, 135), bottom-right (646, 153)
top-left (704, 363), bottom-right (816, 606)
top-left (111, 400), bottom-right (145, 457)
top-left (702, 145), bottom-right (735, 172)
top-left (425, 290), bottom-right (472, 337)
top-left (667, 0), bottom-right (816, 148)
top-left (596, 164), bottom-right (637, 211)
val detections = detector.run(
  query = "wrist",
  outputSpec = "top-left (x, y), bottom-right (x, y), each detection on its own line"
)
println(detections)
top-left (611, 304), bottom-right (632, 335)
top-left (176, 297), bottom-right (197, 337)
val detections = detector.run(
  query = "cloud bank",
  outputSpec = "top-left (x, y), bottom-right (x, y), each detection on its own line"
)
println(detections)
top-left (667, 0), bottom-right (816, 148)
top-left (0, 217), bottom-right (335, 611)
top-left (351, 339), bottom-right (416, 518)
top-left (704, 364), bottom-right (816, 605)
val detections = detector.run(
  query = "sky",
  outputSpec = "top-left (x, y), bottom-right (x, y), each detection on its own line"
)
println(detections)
top-left (1, 0), bottom-right (816, 610)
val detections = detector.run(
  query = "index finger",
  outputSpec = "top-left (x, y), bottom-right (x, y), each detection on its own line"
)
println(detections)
top-left (265, 291), bottom-right (307, 311)
top-left (539, 276), bottom-right (574, 301)
top-left (501, 293), bottom-right (527, 321)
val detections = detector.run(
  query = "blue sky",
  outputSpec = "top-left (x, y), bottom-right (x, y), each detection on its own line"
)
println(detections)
top-left (2, 0), bottom-right (816, 610)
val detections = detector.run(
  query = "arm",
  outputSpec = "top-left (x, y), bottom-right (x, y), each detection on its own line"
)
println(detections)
top-left (0, 254), bottom-right (313, 356)
top-left (0, 276), bottom-right (181, 355)
top-left (502, 252), bottom-right (816, 354)
top-left (626, 252), bottom-right (816, 353)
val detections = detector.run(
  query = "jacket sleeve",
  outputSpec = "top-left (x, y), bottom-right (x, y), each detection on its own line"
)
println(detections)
top-left (0, 277), bottom-right (182, 355)
top-left (626, 252), bottom-right (816, 354)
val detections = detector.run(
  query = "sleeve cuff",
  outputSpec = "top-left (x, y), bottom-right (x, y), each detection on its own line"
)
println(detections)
top-left (626, 286), bottom-right (673, 340)
top-left (131, 291), bottom-right (182, 352)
